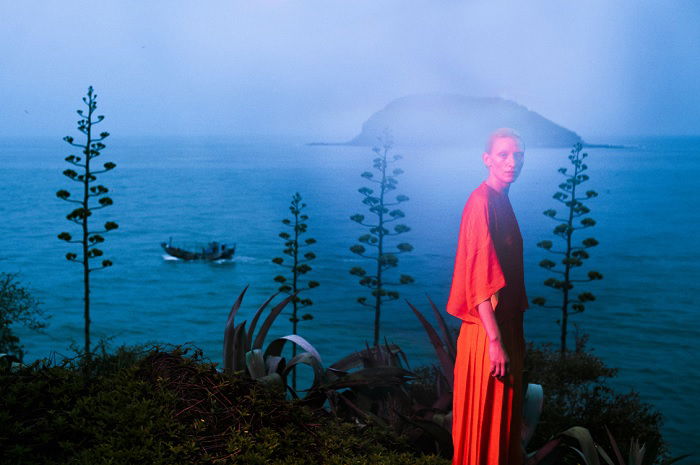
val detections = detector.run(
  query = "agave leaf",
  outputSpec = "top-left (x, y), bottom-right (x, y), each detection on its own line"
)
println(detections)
top-left (266, 355), bottom-right (285, 374)
top-left (383, 337), bottom-right (410, 368)
top-left (427, 294), bottom-right (456, 360)
top-left (396, 411), bottom-right (453, 457)
top-left (628, 437), bottom-right (646, 465)
top-left (529, 437), bottom-right (563, 464)
top-left (560, 426), bottom-right (600, 465)
top-left (330, 344), bottom-right (404, 371)
top-left (252, 293), bottom-right (295, 350)
top-left (569, 447), bottom-right (592, 465)
top-left (406, 299), bottom-right (454, 388)
top-left (596, 444), bottom-right (616, 465)
top-left (522, 383), bottom-right (544, 448)
top-left (225, 285), bottom-right (249, 330)
top-left (245, 349), bottom-right (267, 379)
top-left (604, 425), bottom-right (625, 465)
top-left (223, 286), bottom-right (249, 371)
top-left (264, 334), bottom-right (322, 363)
top-left (660, 454), bottom-right (691, 465)
top-left (255, 372), bottom-right (285, 392)
top-left (281, 352), bottom-right (325, 393)
top-left (338, 393), bottom-right (387, 428)
top-left (322, 366), bottom-right (413, 389)
top-left (431, 411), bottom-right (452, 430)
top-left (246, 292), bottom-right (279, 352)
top-left (231, 321), bottom-right (247, 373)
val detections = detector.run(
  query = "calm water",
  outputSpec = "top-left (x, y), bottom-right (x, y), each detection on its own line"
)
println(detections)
top-left (1, 135), bottom-right (698, 455)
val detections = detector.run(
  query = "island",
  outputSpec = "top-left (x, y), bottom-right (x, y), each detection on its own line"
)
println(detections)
top-left (313, 94), bottom-right (585, 148)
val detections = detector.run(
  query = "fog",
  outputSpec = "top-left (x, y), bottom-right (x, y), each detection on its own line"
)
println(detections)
top-left (1, 1), bottom-right (698, 141)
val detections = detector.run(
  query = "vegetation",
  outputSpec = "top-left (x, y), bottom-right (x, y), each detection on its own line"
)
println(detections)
top-left (524, 334), bottom-right (671, 464)
top-left (223, 287), bottom-right (455, 457)
top-left (0, 272), bottom-right (48, 360)
top-left (7, 94), bottom-right (685, 463)
top-left (350, 135), bottom-right (414, 346)
top-left (532, 142), bottom-right (603, 355)
top-left (56, 86), bottom-right (118, 361)
top-left (272, 192), bottom-right (320, 389)
top-left (404, 297), bottom-right (683, 465)
top-left (0, 345), bottom-right (449, 465)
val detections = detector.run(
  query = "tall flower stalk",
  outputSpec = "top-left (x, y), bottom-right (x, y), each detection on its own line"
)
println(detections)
top-left (350, 136), bottom-right (414, 346)
top-left (56, 86), bottom-right (118, 361)
top-left (532, 142), bottom-right (603, 356)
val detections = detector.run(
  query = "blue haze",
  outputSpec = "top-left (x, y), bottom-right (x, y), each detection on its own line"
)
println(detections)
top-left (1, 135), bottom-right (698, 456)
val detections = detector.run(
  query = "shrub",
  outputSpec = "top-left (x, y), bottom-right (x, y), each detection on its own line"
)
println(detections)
top-left (524, 335), bottom-right (667, 463)
top-left (1, 345), bottom-right (449, 465)
top-left (0, 272), bottom-right (48, 360)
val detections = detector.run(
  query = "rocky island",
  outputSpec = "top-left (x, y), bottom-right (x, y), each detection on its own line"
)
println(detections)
top-left (319, 94), bottom-right (585, 148)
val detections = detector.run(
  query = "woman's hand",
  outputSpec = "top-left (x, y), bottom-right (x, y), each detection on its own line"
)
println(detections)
top-left (488, 340), bottom-right (510, 378)
top-left (476, 296), bottom-right (510, 379)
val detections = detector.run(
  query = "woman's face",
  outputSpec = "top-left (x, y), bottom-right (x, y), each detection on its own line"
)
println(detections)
top-left (483, 136), bottom-right (525, 185)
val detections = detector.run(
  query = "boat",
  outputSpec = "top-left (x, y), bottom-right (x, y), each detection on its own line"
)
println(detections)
top-left (160, 239), bottom-right (236, 261)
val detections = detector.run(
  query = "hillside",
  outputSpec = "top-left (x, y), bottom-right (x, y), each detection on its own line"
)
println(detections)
top-left (344, 94), bottom-right (583, 148)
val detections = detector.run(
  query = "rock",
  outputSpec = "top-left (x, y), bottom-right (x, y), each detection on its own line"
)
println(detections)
top-left (345, 94), bottom-right (583, 148)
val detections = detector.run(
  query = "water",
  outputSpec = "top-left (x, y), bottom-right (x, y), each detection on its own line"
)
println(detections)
top-left (1, 135), bottom-right (698, 456)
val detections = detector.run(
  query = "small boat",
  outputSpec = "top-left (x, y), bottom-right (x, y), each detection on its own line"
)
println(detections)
top-left (161, 239), bottom-right (236, 261)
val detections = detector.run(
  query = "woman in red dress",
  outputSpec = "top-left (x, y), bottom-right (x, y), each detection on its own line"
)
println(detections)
top-left (447, 128), bottom-right (528, 465)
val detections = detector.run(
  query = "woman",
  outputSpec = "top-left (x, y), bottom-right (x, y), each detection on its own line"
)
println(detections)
top-left (447, 128), bottom-right (528, 465)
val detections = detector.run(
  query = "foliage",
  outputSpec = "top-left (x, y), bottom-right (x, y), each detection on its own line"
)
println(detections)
top-left (406, 296), bottom-right (456, 393)
top-left (0, 272), bottom-right (48, 360)
top-left (596, 425), bottom-right (692, 465)
top-left (56, 86), bottom-right (118, 361)
top-left (524, 425), bottom-right (694, 465)
top-left (532, 142), bottom-right (603, 355)
top-left (0, 346), bottom-right (194, 465)
top-left (222, 286), bottom-right (322, 395)
top-left (0, 345), bottom-right (449, 465)
top-left (222, 287), bottom-right (455, 457)
top-left (350, 134), bottom-right (414, 346)
top-left (405, 299), bottom-right (679, 464)
top-left (524, 335), bottom-right (669, 464)
top-left (405, 297), bottom-right (545, 454)
top-left (272, 192), bottom-right (320, 390)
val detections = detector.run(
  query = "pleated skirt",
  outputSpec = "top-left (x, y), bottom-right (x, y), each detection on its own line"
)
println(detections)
top-left (451, 312), bottom-right (525, 465)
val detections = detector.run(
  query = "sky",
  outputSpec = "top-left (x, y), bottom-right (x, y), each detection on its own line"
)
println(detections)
top-left (0, 0), bottom-right (698, 142)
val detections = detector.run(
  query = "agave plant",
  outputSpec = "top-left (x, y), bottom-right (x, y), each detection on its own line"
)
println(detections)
top-left (317, 342), bottom-right (414, 417)
top-left (222, 286), bottom-right (323, 393)
top-left (524, 425), bottom-right (693, 465)
top-left (223, 286), bottom-right (414, 401)
top-left (595, 425), bottom-right (691, 465)
top-left (406, 296), bottom-right (456, 391)
top-left (406, 296), bottom-right (545, 452)
top-left (525, 426), bottom-right (600, 465)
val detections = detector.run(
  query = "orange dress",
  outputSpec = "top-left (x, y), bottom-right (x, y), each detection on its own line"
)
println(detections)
top-left (446, 182), bottom-right (528, 465)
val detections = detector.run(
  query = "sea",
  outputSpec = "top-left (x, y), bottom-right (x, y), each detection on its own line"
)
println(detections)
top-left (1, 134), bottom-right (698, 457)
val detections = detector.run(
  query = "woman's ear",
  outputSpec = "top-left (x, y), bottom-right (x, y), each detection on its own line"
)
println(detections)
top-left (482, 151), bottom-right (491, 167)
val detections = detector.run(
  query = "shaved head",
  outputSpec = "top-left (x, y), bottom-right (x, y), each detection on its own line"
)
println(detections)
top-left (484, 128), bottom-right (524, 154)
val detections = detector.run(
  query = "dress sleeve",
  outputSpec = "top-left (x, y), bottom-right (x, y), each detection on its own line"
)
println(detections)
top-left (446, 194), bottom-right (506, 322)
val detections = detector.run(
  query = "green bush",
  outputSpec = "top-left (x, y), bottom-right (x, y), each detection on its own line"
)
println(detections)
top-left (524, 335), bottom-right (667, 464)
top-left (0, 272), bottom-right (48, 360)
top-left (1, 346), bottom-right (448, 465)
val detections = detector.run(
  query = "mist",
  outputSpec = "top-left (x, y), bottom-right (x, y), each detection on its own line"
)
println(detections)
top-left (1, 0), bottom-right (698, 141)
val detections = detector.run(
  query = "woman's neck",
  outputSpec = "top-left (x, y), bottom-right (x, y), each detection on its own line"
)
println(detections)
top-left (485, 176), bottom-right (510, 196)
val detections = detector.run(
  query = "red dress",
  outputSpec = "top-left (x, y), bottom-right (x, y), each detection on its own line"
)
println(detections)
top-left (446, 182), bottom-right (528, 465)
